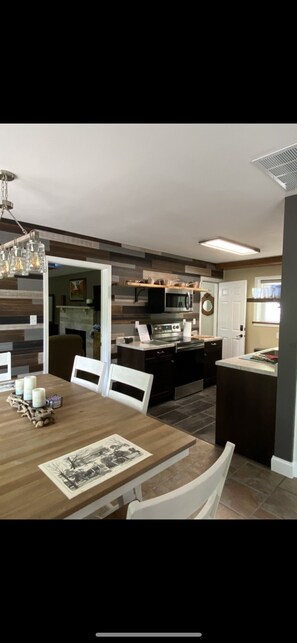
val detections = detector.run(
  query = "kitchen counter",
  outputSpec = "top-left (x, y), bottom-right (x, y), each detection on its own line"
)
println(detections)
top-left (116, 335), bottom-right (223, 351)
top-left (191, 334), bottom-right (223, 342)
top-left (116, 340), bottom-right (175, 351)
top-left (216, 347), bottom-right (278, 377)
top-left (215, 346), bottom-right (278, 466)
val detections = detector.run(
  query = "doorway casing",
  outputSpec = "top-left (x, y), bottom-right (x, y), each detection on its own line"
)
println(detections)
top-left (43, 256), bottom-right (111, 391)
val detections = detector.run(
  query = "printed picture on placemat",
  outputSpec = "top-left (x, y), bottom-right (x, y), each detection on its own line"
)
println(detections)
top-left (38, 434), bottom-right (152, 498)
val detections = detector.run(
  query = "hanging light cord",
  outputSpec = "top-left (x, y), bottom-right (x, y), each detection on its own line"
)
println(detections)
top-left (0, 206), bottom-right (28, 236)
top-left (1, 171), bottom-right (28, 237)
top-left (0, 169), bottom-right (46, 277)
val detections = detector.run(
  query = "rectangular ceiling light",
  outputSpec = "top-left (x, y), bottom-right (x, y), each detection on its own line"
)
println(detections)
top-left (199, 237), bottom-right (260, 255)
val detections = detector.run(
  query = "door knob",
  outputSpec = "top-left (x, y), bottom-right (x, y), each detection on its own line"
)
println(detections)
top-left (235, 334), bottom-right (243, 338)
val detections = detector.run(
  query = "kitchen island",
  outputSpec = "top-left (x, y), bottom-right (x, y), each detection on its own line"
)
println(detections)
top-left (215, 348), bottom-right (278, 466)
top-left (117, 335), bottom-right (222, 406)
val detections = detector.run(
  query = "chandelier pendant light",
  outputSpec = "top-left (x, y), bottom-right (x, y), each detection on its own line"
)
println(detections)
top-left (0, 170), bottom-right (46, 278)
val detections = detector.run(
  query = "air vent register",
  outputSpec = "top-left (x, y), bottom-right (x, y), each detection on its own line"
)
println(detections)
top-left (251, 143), bottom-right (297, 192)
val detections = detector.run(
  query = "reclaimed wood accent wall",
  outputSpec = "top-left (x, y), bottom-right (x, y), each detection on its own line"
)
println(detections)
top-left (0, 275), bottom-right (43, 377)
top-left (0, 220), bottom-right (222, 373)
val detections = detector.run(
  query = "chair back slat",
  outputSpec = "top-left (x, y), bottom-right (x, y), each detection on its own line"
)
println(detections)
top-left (106, 364), bottom-right (153, 414)
top-left (127, 441), bottom-right (235, 519)
top-left (71, 355), bottom-right (106, 394)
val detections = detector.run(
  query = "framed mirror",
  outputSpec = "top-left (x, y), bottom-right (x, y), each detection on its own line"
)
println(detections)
top-left (43, 256), bottom-right (112, 385)
top-left (202, 292), bottom-right (214, 316)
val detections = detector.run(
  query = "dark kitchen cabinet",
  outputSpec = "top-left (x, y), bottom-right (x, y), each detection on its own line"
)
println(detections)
top-left (117, 345), bottom-right (175, 406)
top-left (203, 340), bottom-right (222, 388)
top-left (216, 365), bottom-right (277, 466)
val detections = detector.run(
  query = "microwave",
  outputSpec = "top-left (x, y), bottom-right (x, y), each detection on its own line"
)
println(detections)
top-left (148, 288), bottom-right (193, 313)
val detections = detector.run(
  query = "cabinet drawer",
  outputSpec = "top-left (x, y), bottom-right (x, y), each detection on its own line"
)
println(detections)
top-left (205, 340), bottom-right (222, 352)
top-left (145, 347), bottom-right (175, 360)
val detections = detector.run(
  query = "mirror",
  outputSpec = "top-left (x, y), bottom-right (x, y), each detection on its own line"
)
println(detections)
top-left (43, 256), bottom-right (111, 386)
top-left (202, 292), bottom-right (214, 316)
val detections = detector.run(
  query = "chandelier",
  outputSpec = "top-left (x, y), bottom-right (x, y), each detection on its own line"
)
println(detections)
top-left (0, 170), bottom-right (46, 278)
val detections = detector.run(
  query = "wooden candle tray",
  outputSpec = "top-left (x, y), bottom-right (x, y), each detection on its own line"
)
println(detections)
top-left (6, 394), bottom-right (55, 428)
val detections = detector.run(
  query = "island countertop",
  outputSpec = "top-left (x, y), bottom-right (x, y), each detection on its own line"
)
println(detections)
top-left (191, 334), bottom-right (223, 342)
top-left (216, 347), bottom-right (278, 377)
top-left (116, 335), bottom-right (223, 351)
top-left (116, 340), bottom-right (175, 351)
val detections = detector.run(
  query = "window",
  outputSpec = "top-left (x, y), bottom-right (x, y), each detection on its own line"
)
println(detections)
top-left (254, 276), bottom-right (281, 325)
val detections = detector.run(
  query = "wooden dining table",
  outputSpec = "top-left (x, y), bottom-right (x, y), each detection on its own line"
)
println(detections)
top-left (0, 374), bottom-right (195, 519)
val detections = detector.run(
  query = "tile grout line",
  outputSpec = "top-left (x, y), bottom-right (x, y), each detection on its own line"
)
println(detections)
top-left (249, 480), bottom-right (297, 519)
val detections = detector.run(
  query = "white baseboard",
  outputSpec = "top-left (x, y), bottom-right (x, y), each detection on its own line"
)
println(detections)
top-left (271, 455), bottom-right (295, 478)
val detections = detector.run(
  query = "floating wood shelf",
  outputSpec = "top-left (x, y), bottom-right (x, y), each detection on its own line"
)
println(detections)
top-left (56, 306), bottom-right (94, 309)
top-left (124, 282), bottom-right (208, 292)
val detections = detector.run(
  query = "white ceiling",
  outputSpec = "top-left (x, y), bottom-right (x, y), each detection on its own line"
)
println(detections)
top-left (1, 123), bottom-right (296, 264)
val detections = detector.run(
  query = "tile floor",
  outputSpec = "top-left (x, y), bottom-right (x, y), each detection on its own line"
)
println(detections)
top-left (146, 386), bottom-right (297, 519)
top-left (148, 385), bottom-right (217, 445)
top-left (93, 386), bottom-right (297, 519)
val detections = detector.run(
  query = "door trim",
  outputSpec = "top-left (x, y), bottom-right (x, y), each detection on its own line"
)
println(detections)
top-left (43, 256), bottom-right (111, 391)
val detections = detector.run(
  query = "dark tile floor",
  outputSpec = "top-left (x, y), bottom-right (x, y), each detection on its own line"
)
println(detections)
top-left (148, 385), bottom-right (217, 445)
top-left (91, 386), bottom-right (297, 519)
top-left (145, 386), bottom-right (297, 519)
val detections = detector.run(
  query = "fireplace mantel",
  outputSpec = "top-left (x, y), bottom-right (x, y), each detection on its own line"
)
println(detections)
top-left (56, 306), bottom-right (93, 310)
top-left (58, 306), bottom-right (96, 358)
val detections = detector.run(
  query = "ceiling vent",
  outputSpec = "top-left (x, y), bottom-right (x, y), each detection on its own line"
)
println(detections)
top-left (251, 143), bottom-right (297, 191)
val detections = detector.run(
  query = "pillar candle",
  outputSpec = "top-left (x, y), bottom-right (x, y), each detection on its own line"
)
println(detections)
top-left (32, 387), bottom-right (46, 408)
top-left (23, 375), bottom-right (37, 401)
top-left (15, 378), bottom-right (24, 396)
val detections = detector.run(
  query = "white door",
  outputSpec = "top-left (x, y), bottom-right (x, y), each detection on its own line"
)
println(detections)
top-left (218, 280), bottom-right (247, 358)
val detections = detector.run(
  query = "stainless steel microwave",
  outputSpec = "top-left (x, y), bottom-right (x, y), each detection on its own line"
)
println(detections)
top-left (148, 288), bottom-right (193, 313)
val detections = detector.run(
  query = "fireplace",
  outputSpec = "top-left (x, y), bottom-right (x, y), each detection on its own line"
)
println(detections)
top-left (58, 306), bottom-right (96, 359)
top-left (65, 328), bottom-right (86, 354)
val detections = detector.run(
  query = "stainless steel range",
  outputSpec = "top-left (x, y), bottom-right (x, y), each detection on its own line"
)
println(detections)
top-left (150, 323), bottom-right (204, 399)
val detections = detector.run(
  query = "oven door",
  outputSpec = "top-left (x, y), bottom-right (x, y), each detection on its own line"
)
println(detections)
top-left (174, 346), bottom-right (204, 399)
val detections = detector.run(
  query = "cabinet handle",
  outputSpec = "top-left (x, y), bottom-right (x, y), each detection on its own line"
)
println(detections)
top-left (156, 350), bottom-right (165, 355)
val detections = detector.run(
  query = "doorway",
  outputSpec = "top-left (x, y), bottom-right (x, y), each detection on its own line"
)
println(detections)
top-left (43, 256), bottom-right (111, 386)
top-left (217, 280), bottom-right (247, 358)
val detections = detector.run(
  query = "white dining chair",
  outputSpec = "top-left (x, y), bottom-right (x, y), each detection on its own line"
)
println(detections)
top-left (126, 441), bottom-right (235, 519)
top-left (71, 355), bottom-right (107, 394)
top-left (0, 352), bottom-right (11, 382)
top-left (106, 363), bottom-right (153, 414)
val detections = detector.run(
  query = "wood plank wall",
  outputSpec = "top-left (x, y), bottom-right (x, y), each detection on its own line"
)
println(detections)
top-left (0, 275), bottom-right (43, 377)
top-left (0, 221), bottom-right (222, 374)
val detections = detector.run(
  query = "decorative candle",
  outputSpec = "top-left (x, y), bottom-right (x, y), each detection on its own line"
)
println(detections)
top-left (32, 387), bottom-right (46, 408)
top-left (23, 375), bottom-right (37, 401)
top-left (15, 378), bottom-right (24, 396)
